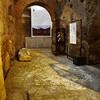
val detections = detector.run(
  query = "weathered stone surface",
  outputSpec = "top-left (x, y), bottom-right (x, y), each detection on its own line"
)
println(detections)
top-left (89, 40), bottom-right (100, 64)
top-left (0, 0), bottom-right (99, 99)
top-left (0, 54), bottom-right (6, 100)
top-left (0, 3), bottom-right (16, 99)
top-left (13, 0), bottom-right (100, 64)
top-left (60, 0), bottom-right (100, 64)
top-left (0, 0), bottom-right (6, 99)
top-left (25, 37), bottom-right (52, 48)
top-left (3, 52), bottom-right (10, 77)
top-left (18, 48), bottom-right (32, 61)
top-left (5, 49), bottom-right (100, 100)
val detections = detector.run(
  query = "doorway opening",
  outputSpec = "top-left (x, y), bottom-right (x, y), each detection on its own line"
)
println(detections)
top-left (22, 5), bottom-right (54, 48)
top-left (31, 5), bottom-right (52, 37)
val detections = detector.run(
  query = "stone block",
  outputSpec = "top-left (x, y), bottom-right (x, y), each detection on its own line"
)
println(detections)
top-left (18, 48), bottom-right (32, 61)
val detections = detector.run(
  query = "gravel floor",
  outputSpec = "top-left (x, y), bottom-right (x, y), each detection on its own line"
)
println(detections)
top-left (5, 49), bottom-right (100, 100)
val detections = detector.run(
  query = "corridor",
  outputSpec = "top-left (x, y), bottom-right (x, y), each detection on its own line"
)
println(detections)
top-left (5, 49), bottom-right (100, 100)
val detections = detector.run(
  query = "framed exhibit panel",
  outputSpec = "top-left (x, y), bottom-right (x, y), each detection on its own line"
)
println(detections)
top-left (69, 22), bottom-right (77, 44)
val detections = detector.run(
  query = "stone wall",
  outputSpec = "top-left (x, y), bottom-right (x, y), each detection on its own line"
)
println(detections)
top-left (60, 0), bottom-right (100, 64)
top-left (25, 37), bottom-right (52, 48)
top-left (1, 0), bottom-right (16, 78)
top-left (86, 0), bottom-right (100, 64)
top-left (0, 0), bottom-right (16, 98)
top-left (0, 0), bottom-right (6, 99)
top-left (22, 8), bottom-right (31, 37)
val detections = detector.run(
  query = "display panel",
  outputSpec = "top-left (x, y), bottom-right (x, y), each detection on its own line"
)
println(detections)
top-left (69, 22), bottom-right (77, 44)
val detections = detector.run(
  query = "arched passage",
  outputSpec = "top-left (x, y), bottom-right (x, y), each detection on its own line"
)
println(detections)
top-left (15, 1), bottom-right (56, 50)
top-left (15, 0), bottom-right (84, 55)
top-left (22, 5), bottom-right (53, 48)
top-left (15, 0), bottom-right (98, 64)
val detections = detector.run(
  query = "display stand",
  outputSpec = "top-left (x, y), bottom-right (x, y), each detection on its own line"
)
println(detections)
top-left (67, 19), bottom-right (86, 66)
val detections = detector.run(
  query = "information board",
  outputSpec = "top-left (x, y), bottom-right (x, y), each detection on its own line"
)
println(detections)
top-left (69, 22), bottom-right (77, 44)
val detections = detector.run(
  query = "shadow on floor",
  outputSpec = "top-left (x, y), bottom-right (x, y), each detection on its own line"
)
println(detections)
top-left (50, 63), bottom-right (100, 92)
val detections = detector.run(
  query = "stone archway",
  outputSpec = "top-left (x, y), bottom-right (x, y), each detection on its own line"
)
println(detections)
top-left (15, 0), bottom-right (57, 50)
top-left (22, 4), bottom-right (55, 48)
top-left (0, 1), bottom-right (6, 99)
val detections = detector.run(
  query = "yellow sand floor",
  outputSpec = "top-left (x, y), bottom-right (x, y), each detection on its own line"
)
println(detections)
top-left (5, 49), bottom-right (100, 100)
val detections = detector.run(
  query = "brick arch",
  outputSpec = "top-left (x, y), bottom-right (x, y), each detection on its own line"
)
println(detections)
top-left (15, 0), bottom-right (57, 20)
top-left (23, 2), bottom-right (56, 22)
top-left (15, 0), bottom-right (58, 49)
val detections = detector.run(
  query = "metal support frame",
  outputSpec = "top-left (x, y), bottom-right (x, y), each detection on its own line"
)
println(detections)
top-left (67, 19), bottom-right (82, 60)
